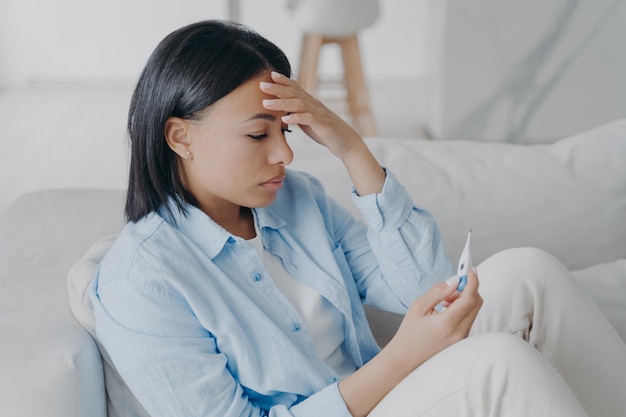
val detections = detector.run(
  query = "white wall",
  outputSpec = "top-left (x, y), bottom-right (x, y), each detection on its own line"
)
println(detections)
top-left (0, 0), bottom-right (437, 88)
top-left (431, 0), bottom-right (626, 143)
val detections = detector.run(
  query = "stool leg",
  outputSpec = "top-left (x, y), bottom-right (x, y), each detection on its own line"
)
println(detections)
top-left (339, 35), bottom-right (377, 137)
top-left (298, 33), bottom-right (323, 95)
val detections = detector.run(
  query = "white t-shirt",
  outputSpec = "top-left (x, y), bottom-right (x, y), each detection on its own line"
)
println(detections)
top-left (248, 227), bottom-right (357, 380)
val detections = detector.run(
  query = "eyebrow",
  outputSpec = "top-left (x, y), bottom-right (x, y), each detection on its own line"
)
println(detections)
top-left (245, 113), bottom-right (277, 122)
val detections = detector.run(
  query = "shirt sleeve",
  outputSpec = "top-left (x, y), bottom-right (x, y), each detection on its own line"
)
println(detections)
top-left (347, 169), bottom-right (454, 311)
top-left (92, 274), bottom-right (353, 417)
top-left (272, 384), bottom-right (352, 417)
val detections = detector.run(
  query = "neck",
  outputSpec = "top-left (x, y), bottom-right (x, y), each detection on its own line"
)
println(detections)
top-left (203, 205), bottom-right (255, 239)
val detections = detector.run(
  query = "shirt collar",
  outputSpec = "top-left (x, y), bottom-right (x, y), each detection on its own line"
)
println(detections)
top-left (157, 197), bottom-right (287, 260)
top-left (157, 198), bottom-right (230, 260)
top-left (253, 206), bottom-right (286, 231)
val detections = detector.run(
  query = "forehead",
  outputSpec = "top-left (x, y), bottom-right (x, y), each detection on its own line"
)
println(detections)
top-left (204, 72), bottom-right (274, 121)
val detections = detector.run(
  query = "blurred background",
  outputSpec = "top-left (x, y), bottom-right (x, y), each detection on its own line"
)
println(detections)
top-left (0, 0), bottom-right (441, 138)
top-left (1, 0), bottom-right (625, 212)
top-left (2, 0), bottom-right (624, 141)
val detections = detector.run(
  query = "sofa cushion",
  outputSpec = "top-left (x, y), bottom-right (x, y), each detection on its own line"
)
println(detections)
top-left (572, 259), bottom-right (626, 342)
top-left (67, 235), bottom-right (150, 417)
top-left (67, 235), bottom-right (117, 339)
top-left (289, 119), bottom-right (626, 270)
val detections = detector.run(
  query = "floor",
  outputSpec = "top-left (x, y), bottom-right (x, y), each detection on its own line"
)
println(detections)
top-left (0, 78), bottom-right (430, 214)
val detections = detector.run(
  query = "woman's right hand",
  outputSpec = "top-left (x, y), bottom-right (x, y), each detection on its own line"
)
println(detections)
top-left (386, 268), bottom-right (483, 371)
top-left (260, 71), bottom-right (386, 196)
top-left (260, 71), bottom-right (363, 158)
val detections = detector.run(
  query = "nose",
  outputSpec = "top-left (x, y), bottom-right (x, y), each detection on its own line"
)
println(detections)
top-left (268, 134), bottom-right (294, 166)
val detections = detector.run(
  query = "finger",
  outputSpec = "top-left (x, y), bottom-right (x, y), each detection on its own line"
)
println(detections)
top-left (440, 270), bottom-right (481, 313)
top-left (281, 111), bottom-right (315, 126)
top-left (262, 97), bottom-right (307, 114)
top-left (260, 72), bottom-right (304, 95)
top-left (457, 294), bottom-right (483, 332)
top-left (441, 289), bottom-right (461, 305)
top-left (445, 282), bottom-right (481, 318)
top-left (259, 81), bottom-right (300, 100)
top-left (270, 70), bottom-right (297, 87)
top-left (413, 276), bottom-right (460, 314)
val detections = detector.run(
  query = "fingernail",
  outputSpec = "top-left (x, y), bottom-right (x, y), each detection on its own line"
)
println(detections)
top-left (260, 82), bottom-right (272, 89)
top-left (262, 99), bottom-right (276, 107)
top-left (271, 71), bottom-right (282, 78)
top-left (281, 114), bottom-right (292, 123)
top-left (445, 275), bottom-right (460, 287)
top-left (471, 267), bottom-right (478, 275)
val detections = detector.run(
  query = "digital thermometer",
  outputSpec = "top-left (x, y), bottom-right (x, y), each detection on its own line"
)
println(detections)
top-left (456, 230), bottom-right (472, 291)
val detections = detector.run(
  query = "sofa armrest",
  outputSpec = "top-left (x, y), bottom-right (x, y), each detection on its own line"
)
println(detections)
top-left (0, 189), bottom-right (125, 417)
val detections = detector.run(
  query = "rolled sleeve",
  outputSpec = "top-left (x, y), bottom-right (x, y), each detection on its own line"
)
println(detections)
top-left (348, 168), bottom-right (454, 309)
top-left (351, 169), bottom-right (417, 231)
top-left (285, 383), bottom-right (352, 417)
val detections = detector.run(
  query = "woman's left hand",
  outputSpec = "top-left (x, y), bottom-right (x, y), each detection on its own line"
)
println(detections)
top-left (260, 71), bottom-right (363, 159)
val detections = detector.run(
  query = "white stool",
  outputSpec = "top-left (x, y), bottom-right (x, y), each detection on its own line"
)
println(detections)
top-left (288, 0), bottom-right (380, 136)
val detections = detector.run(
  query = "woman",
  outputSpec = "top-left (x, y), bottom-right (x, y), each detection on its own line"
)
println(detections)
top-left (91, 20), bottom-right (626, 417)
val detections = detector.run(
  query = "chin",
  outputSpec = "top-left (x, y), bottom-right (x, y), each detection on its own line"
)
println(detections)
top-left (246, 195), bottom-right (278, 209)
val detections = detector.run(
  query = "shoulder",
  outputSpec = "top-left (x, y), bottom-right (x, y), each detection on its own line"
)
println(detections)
top-left (97, 212), bottom-right (186, 287)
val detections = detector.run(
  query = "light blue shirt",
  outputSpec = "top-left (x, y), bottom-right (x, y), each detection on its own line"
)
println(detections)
top-left (91, 169), bottom-right (453, 417)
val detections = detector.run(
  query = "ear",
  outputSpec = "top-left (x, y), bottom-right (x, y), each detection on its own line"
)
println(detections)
top-left (164, 117), bottom-right (192, 159)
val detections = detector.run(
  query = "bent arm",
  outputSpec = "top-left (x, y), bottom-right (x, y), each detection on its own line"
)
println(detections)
top-left (319, 170), bottom-right (453, 312)
top-left (337, 138), bottom-right (386, 197)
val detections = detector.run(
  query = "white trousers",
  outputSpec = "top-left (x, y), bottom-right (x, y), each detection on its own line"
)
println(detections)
top-left (369, 248), bottom-right (626, 417)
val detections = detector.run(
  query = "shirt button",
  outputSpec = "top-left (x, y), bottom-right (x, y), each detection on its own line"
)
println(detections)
top-left (291, 323), bottom-right (301, 332)
top-left (227, 236), bottom-right (236, 244)
top-left (253, 273), bottom-right (262, 282)
top-left (329, 377), bottom-right (338, 384)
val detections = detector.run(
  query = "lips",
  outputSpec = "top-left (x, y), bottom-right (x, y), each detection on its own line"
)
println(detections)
top-left (261, 174), bottom-right (286, 191)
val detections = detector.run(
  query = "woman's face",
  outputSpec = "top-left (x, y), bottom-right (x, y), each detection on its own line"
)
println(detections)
top-left (175, 72), bottom-right (293, 216)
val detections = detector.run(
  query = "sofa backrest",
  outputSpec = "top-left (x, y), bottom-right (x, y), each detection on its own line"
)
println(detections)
top-left (289, 119), bottom-right (626, 270)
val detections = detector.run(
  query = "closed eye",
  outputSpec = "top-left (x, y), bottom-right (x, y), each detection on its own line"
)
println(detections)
top-left (249, 133), bottom-right (268, 140)
top-left (248, 127), bottom-right (291, 141)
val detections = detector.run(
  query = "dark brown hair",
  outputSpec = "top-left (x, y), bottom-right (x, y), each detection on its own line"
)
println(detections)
top-left (125, 20), bottom-right (291, 222)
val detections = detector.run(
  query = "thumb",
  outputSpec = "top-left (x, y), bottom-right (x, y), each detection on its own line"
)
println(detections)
top-left (412, 275), bottom-right (459, 314)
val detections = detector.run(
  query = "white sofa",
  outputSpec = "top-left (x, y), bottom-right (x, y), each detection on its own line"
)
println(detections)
top-left (1, 119), bottom-right (625, 417)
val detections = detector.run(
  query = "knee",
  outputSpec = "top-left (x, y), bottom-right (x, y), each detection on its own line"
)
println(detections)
top-left (477, 247), bottom-right (570, 288)
top-left (480, 247), bottom-right (564, 272)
